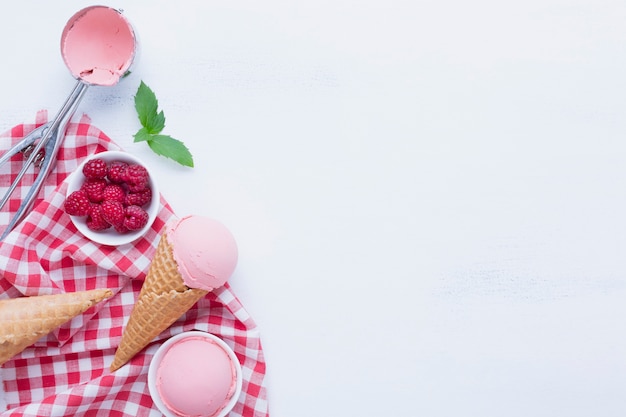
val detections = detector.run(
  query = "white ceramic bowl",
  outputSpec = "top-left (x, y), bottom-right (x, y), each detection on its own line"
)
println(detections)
top-left (65, 150), bottom-right (159, 246)
top-left (148, 331), bottom-right (243, 417)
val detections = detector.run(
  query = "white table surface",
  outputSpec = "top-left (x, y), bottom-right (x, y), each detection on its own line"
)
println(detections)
top-left (1, 1), bottom-right (626, 416)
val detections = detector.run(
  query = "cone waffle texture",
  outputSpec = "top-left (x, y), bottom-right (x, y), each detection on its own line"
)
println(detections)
top-left (110, 233), bottom-right (208, 371)
top-left (0, 288), bottom-right (113, 366)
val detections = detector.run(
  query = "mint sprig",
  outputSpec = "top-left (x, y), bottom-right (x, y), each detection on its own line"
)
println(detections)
top-left (133, 81), bottom-right (194, 167)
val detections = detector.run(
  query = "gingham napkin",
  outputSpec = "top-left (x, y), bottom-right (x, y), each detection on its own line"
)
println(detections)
top-left (0, 112), bottom-right (269, 416)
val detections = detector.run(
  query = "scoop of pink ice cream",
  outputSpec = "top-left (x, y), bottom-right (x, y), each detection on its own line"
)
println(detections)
top-left (156, 335), bottom-right (238, 417)
top-left (61, 6), bottom-right (136, 86)
top-left (166, 216), bottom-right (238, 292)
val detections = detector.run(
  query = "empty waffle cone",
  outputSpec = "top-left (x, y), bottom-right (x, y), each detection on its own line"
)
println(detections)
top-left (110, 233), bottom-right (208, 371)
top-left (0, 288), bottom-right (113, 366)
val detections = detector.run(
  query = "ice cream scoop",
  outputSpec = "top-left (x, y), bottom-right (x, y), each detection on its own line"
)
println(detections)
top-left (61, 6), bottom-right (136, 86)
top-left (0, 6), bottom-right (137, 240)
top-left (148, 331), bottom-right (242, 417)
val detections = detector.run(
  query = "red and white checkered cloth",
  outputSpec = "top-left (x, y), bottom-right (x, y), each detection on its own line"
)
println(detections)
top-left (0, 112), bottom-right (269, 416)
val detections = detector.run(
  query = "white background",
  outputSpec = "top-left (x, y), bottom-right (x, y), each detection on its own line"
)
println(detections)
top-left (1, 1), bottom-right (626, 416)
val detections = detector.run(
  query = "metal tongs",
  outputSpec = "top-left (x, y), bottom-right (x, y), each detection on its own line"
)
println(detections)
top-left (0, 81), bottom-right (88, 240)
top-left (0, 6), bottom-right (136, 241)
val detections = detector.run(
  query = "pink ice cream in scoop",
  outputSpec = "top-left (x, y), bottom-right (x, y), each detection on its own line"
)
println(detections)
top-left (156, 335), bottom-right (238, 417)
top-left (166, 216), bottom-right (238, 292)
top-left (61, 6), bottom-right (136, 86)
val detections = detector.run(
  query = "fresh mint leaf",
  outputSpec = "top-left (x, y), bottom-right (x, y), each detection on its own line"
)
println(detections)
top-left (146, 110), bottom-right (165, 135)
top-left (146, 135), bottom-right (194, 167)
top-left (133, 81), bottom-right (194, 168)
top-left (133, 127), bottom-right (152, 143)
top-left (134, 81), bottom-right (158, 128)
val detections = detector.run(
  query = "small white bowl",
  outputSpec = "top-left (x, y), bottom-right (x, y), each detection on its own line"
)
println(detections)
top-left (65, 150), bottom-right (159, 246)
top-left (148, 331), bottom-right (243, 417)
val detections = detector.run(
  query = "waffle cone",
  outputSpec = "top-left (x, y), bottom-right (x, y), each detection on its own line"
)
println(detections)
top-left (0, 288), bottom-right (113, 366)
top-left (110, 233), bottom-right (208, 371)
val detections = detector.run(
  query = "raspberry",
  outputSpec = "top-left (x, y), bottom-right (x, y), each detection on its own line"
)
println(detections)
top-left (125, 164), bottom-right (149, 192)
top-left (107, 161), bottom-right (128, 183)
top-left (86, 204), bottom-right (111, 231)
top-left (125, 187), bottom-right (152, 207)
top-left (101, 200), bottom-right (125, 227)
top-left (124, 205), bottom-right (149, 231)
top-left (81, 178), bottom-right (107, 203)
top-left (64, 190), bottom-right (91, 216)
top-left (102, 184), bottom-right (126, 203)
top-left (114, 223), bottom-right (129, 234)
top-left (82, 158), bottom-right (108, 179)
top-left (65, 157), bottom-right (154, 235)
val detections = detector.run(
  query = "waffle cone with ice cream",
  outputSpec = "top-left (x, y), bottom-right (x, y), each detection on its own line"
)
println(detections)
top-left (110, 216), bottom-right (238, 372)
top-left (0, 288), bottom-right (113, 366)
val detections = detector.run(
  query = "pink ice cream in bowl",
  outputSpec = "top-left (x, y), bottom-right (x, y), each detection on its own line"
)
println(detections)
top-left (148, 331), bottom-right (243, 417)
top-left (147, 216), bottom-right (242, 417)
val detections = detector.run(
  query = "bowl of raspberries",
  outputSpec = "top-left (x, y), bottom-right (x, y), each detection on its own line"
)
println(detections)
top-left (64, 151), bottom-right (160, 246)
